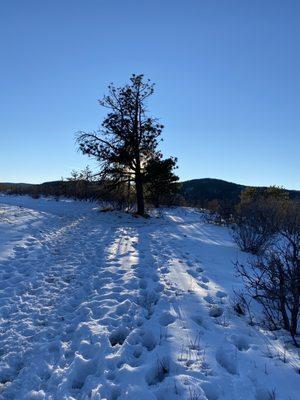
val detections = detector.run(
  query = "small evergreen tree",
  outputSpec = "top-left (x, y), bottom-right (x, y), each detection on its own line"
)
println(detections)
top-left (144, 157), bottom-right (179, 207)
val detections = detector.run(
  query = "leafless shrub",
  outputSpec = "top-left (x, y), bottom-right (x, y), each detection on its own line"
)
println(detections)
top-left (267, 388), bottom-right (277, 400)
top-left (232, 223), bottom-right (273, 255)
top-left (232, 198), bottom-right (281, 254)
top-left (235, 202), bottom-right (300, 345)
top-left (232, 187), bottom-right (288, 254)
top-left (232, 289), bottom-right (255, 325)
top-left (188, 386), bottom-right (205, 400)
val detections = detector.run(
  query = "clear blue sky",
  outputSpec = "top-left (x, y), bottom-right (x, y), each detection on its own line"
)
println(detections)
top-left (1, 0), bottom-right (299, 189)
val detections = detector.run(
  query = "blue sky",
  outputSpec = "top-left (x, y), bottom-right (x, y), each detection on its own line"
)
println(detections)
top-left (0, 0), bottom-right (299, 189)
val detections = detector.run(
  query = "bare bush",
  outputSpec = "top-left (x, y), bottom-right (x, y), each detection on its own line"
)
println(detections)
top-left (235, 201), bottom-right (300, 345)
top-left (232, 223), bottom-right (272, 254)
top-left (232, 197), bottom-right (284, 254)
top-left (232, 289), bottom-right (255, 325)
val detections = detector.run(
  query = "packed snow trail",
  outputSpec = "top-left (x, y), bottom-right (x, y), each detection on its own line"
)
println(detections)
top-left (0, 197), bottom-right (299, 400)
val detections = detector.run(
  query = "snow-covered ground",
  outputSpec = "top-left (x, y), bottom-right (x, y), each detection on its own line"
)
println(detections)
top-left (0, 196), bottom-right (299, 400)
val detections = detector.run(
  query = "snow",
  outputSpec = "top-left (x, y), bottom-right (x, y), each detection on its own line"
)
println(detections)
top-left (0, 195), bottom-right (299, 400)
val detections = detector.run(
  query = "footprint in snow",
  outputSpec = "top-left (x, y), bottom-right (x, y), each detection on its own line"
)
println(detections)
top-left (140, 330), bottom-right (157, 351)
top-left (154, 283), bottom-right (164, 293)
top-left (230, 334), bottom-right (250, 351)
top-left (198, 282), bottom-right (209, 290)
top-left (138, 278), bottom-right (148, 289)
top-left (132, 345), bottom-right (143, 359)
top-left (186, 269), bottom-right (199, 278)
top-left (204, 295), bottom-right (215, 304)
top-left (215, 342), bottom-right (238, 374)
top-left (150, 274), bottom-right (159, 282)
top-left (159, 312), bottom-right (176, 326)
top-left (209, 305), bottom-right (224, 318)
top-left (109, 326), bottom-right (129, 346)
top-left (159, 266), bottom-right (169, 274)
top-left (200, 276), bottom-right (209, 283)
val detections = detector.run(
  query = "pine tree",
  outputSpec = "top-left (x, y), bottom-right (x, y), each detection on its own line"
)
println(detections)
top-left (77, 74), bottom-right (163, 215)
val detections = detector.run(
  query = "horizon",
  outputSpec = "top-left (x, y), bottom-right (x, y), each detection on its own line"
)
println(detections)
top-left (1, 1), bottom-right (299, 189)
top-left (1, 176), bottom-right (299, 192)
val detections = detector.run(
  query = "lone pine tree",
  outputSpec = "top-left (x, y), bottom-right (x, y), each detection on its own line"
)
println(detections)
top-left (77, 74), bottom-right (164, 215)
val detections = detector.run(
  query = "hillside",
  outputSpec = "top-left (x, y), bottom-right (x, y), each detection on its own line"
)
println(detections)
top-left (181, 178), bottom-right (244, 207)
top-left (181, 178), bottom-right (300, 206)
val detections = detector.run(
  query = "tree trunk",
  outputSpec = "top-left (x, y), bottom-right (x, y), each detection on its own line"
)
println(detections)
top-left (133, 87), bottom-right (145, 216)
top-left (135, 173), bottom-right (145, 215)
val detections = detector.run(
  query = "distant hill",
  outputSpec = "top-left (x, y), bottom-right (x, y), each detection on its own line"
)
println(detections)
top-left (180, 178), bottom-right (300, 207)
top-left (1, 178), bottom-right (299, 206)
top-left (0, 182), bottom-right (33, 186)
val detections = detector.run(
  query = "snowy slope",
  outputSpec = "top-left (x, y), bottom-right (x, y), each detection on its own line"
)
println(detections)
top-left (0, 196), bottom-right (299, 400)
